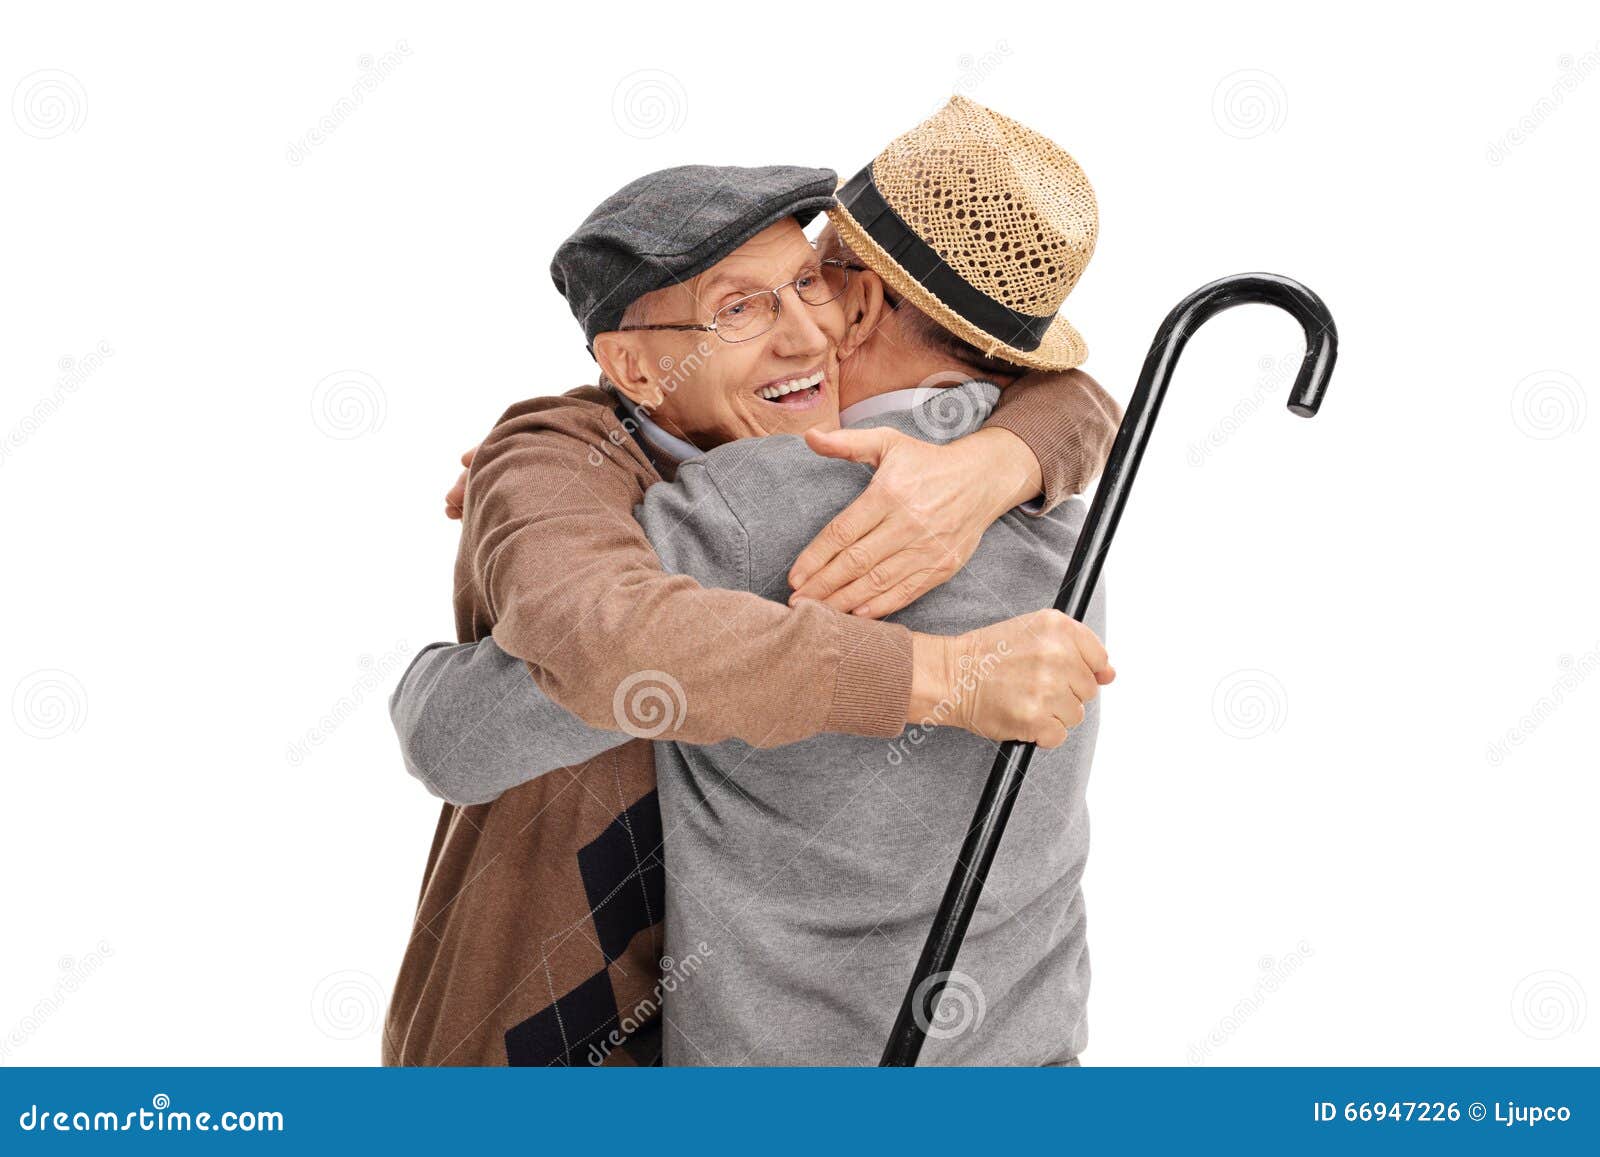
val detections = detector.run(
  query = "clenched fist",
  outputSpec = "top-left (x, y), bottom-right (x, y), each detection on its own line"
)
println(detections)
top-left (909, 609), bottom-right (1114, 747)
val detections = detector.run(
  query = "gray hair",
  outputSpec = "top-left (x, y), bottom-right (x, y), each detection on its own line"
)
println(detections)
top-left (617, 290), bottom-right (657, 329)
top-left (816, 225), bottom-right (1019, 377)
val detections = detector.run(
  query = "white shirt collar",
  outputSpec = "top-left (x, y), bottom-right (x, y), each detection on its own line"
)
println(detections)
top-left (837, 388), bottom-right (931, 426)
top-left (614, 391), bottom-right (703, 464)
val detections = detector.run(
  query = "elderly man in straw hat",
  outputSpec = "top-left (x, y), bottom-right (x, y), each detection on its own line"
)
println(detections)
top-left (386, 98), bottom-right (1118, 1066)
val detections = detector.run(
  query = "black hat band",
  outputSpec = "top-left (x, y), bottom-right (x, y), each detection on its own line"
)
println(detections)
top-left (836, 163), bottom-right (1055, 353)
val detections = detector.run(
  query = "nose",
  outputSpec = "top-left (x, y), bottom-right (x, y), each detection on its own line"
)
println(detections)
top-left (766, 286), bottom-right (830, 359)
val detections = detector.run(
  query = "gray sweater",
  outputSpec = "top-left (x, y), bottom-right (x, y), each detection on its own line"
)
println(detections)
top-left (392, 382), bottom-right (1105, 1065)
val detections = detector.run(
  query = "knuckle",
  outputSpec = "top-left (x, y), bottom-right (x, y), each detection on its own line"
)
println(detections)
top-left (843, 544), bottom-right (874, 576)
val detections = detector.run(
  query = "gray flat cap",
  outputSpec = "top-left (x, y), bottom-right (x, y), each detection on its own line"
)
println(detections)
top-left (550, 164), bottom-right (838, 348)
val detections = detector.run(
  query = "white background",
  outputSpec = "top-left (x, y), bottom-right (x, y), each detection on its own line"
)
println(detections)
top-left (3, 1), bottom-right (1596, 1066)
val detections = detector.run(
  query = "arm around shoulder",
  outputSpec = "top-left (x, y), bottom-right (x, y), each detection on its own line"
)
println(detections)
top-left (459, 392), bottom-right (914, 749)
top-left (982, 368), bottom-right (1122, 510)
top-left (391, 639), bottom-right (630, 806)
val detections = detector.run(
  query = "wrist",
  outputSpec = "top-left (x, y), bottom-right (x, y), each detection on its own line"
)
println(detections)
top-left (908, 633), bottom-right (956, 726)
top-left (966, 427), bottom-right (1044, 515)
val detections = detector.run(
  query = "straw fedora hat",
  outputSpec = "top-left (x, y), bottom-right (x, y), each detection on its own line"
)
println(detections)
top-left (828, 96), bottom-right (1097, 370)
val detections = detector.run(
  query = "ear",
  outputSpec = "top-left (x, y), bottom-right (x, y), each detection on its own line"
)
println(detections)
top-left (838, 268), bottom-right (889, 361)
top-left (593, 332), bottom-right (663, 409)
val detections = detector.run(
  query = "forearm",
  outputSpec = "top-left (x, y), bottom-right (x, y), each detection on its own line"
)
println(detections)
top-left (496, 560), bottom-right (912, 748)
top-left (959, 426), bottom-right (1046, 515)
top-left (981, 368), bottom-right (1122, 509)
top-left (466, 396), bottom-right (913, 749)
top-left (391, 640), bottom-right (629, 805)
top-left (907, 634), bottom-right (955, 727)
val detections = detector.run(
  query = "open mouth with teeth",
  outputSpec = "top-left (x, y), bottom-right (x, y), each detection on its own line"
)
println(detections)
top-left (754, 369), bottom-right (827, 409)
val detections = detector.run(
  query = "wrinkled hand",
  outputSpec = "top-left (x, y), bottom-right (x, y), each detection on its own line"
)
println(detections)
top-left (444, 446), bottom-right (479, 520)
top-left (911, 610), bottom-right (1115, 748)
top-left (787, 425), bottom-right (1040, 619)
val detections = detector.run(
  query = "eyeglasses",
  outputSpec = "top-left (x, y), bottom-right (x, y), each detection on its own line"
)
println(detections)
top-left (618, 260), bottom-right (862, 345)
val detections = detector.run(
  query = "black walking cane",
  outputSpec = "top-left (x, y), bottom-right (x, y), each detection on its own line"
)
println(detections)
top-left (880, 273), bottom-right (1339, 1066)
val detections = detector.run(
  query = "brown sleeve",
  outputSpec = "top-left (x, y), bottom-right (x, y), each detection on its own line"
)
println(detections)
top-left (979, 368), bottom-right (1123, 510)
top-left (455, 389), bottom-right (913, 748)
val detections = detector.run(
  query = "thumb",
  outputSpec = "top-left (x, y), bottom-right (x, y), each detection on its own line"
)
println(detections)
top-left (803, 425), bottom-right (898, 467)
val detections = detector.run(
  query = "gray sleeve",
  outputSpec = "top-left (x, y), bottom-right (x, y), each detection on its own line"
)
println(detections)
top-left (389, 466), bottom-right (752, 808)
top-left (632, 455), bottom-right (751, 588)
top-left (390, 640), bottom-right (628, 806)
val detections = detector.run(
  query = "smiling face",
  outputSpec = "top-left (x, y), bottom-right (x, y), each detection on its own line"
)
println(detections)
top-left (591, 220), bottom-right (846, 448)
